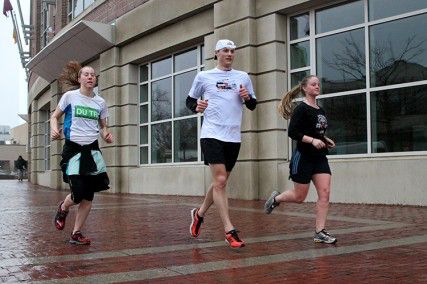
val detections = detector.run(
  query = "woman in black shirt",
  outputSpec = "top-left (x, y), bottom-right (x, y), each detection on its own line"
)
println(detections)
top-left (264, 75), bottom-right (337, 244)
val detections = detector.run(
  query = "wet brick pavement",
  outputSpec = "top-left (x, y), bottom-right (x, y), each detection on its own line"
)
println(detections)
top-left (0, 180), bottom-right (426, 283)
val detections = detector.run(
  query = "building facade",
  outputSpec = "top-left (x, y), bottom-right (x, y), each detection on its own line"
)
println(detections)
top-left (27, 0), bottom-right (427, 205)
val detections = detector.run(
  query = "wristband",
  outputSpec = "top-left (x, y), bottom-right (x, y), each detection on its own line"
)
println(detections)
top-left (311, 138), bottom-right (315, 144)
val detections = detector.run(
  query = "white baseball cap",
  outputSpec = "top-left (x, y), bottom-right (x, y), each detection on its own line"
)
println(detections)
top-left (215, 39), bottom-right (236, 51)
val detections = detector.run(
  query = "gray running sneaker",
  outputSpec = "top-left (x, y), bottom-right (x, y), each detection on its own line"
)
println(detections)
top-left (264, 191), bottom-right (280, 214)
top-left (314, 229), bottom-right (337, 244)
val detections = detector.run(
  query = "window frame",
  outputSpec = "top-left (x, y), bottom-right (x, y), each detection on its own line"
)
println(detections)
top-left (44, 119), bottom-right (51, 171)
top-left (287, 1), bottom-right (427, 159)
top-left (138, 45), bottom-right (205, 166)
top-left (40, 109), bottom-right (51, 172)
top-left (40, 1), bottom-right (55, 48)
top-left (67, 0), bottom-right (96, 21)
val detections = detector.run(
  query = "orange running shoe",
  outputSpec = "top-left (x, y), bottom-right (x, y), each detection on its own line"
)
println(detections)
top-left (225, 229), bottom-right (245, 248)
top-left (190, 208), bottom-right (204, 238)
top-left (69, 231), bottom-right (91, 245)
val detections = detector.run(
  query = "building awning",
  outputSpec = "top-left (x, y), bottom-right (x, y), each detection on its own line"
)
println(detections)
top-left (18, 114), bottom-right (28, 122)
top-left (27, 21), bottom-right (115, 83)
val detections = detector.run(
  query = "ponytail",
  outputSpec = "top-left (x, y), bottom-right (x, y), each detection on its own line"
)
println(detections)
top-left (277, 85), bottom-right (301, 119)
top-left (277, 75), bottom-right (318, 119)
top-left (59, 61), bottom-right (82, 92)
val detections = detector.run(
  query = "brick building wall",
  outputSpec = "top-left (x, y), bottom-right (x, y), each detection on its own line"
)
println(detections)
top-left (84, 0), bottom-right (150, 23)
top-left (30, 0), bottom-right (41, 59)
top-left (54, 0), bottom-right (68, 35)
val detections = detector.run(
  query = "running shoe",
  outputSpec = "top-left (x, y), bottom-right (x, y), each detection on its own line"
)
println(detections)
top-left (314, 229), bottom-right (337, 244)
top-left (225, 229), bottom-right (245, 248)
top-left (54, 201), bottom-right (68, 230)
top-left (69, 231), bottom-right (91, 245)
top-left (190, 208), bottom-right (204, 238)
top-left (264, 191), bottom-right (280, 214)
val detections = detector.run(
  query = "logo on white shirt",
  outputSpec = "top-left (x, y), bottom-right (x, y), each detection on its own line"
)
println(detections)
top-left (216, 79), bottom-right (237, 91)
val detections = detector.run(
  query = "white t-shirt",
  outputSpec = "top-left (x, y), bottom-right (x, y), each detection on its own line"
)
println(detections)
top-left (58, 89), bottom-right (108, 145)
top-left (188, 68), bottom-right (255, 142)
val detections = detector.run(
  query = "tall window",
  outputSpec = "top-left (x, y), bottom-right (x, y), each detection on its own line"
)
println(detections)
top-left (41, 107), bottom-right (51, 171)
top-left (44, 119), bottom-right (51, 171)
top-left (67, 0), bottom-right (95, 21)
top-left (288, 0), bottom-right (427, 156)
top-left (40, 0), bottom-right (55, 48)
top-left (139, 45), bottom-right (205, 164)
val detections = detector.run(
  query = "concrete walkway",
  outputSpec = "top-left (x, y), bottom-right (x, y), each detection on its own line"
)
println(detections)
top-left (0, 180), bottom-right (426, 283)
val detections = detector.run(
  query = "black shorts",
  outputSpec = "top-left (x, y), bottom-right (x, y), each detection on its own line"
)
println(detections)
top-left (289, 150), bottom-right (331, 184)
top-left (200, 138), bottom-right (241, 172)
top-left (68, 175), bottom-right (100, 203)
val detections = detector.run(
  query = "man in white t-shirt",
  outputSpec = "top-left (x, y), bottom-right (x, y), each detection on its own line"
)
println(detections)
top-left (187, 39), bottom-right (257, 248)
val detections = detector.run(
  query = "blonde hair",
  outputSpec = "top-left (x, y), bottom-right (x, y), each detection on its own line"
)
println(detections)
top-left (278, 75), bottom-right (318, 119)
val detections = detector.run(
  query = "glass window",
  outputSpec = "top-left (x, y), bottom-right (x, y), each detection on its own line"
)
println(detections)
top-left (151, 78), bottom-right (172, 121)
top-left (152, 57), bottom-right (172, 79)
top-left (73, 0), bottom-right (83, 17)
top-left (139, 45), bottom-right (204, 164)
top-left (174, 70), bottom-right (197, 117)
top-left (140, 84), bottom-right (148, 102)
top-left (140, 147), bottom-right (148, 164)
top-left (201, 45), bottom-right (205, 64)
top-left (290, 41), bottom-right (310, 69)
top-left (317, 29), bottom-right (365, 94)
top-left (371, 85), bottom-right (427, 152)
top-left (290, 70), bottom-right (310, 90)
top-left (140, 65), bottom-right (148, 82)
top-left (45, 120), bottom-right (51, 171)
top-left (41, 109), bottom-right (51, 171)
top-left (45, 146), bottom-right (50, 170)
top-left (68, 0), bottom-right (72, 21)
top-left (140, 105), bottom-right (148, 124)
top-left (316, 0), bottom-right (364, 34)
top-left (289, 0), bottom-right (427, 156)
top-left (84, 0), bottom-right (94, 9)
top-left (290, 13), bottom-right (310, 40)
top-left (318, 94), bottom-right (367, 154)
top-left (140, 126), bottom-right (148, 145)
top-left (370, 13), bottom-right (427, 87)
top-left (68, 0), bottom-right (97, 20)
top-left (40, 2), bottom-right (55, 48)
top-left (151, 122), bottom-right (172, 163)
top-left (369, 0), bottom-right (427, 21)
top-left (174, 118), bottom-right (198, 162)
top-left (174, 48), bottom-right (197, 72)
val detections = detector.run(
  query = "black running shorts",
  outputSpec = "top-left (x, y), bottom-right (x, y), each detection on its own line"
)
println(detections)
top-left (289, 150), bottom-right (331, 184)
top-left (200, 138), bottom-right (241, 172)
top-left (68, 175), bottom-right (99, 203)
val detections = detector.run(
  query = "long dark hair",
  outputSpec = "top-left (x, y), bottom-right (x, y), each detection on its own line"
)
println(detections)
top-left (58, 61), bottom-right (82, 92)
top-left (277, 75), bottom-right (318, 119)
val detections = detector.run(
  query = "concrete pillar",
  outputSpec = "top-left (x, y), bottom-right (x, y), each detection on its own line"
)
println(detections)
top-left (255, 13), bottom-right (288, 199)
top-left (211, 0), bottom-right (259, 199)
top-left (29, 100), bottom-right (38, 184)
top-left (99, 47), bottom-right (139, 193)
top-left (49, 81), bottom-right (66, 190)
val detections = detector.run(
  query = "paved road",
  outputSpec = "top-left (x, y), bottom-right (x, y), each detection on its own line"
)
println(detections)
top-left (0, 180), bottom-right (426, 283)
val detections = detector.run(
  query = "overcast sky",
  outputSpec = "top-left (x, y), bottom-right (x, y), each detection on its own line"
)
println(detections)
top-left (0, 0), bottom-right (29, 128)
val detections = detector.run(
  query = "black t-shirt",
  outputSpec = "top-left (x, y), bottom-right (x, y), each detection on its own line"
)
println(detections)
top-left (288, 102), bottom-right (329, 156)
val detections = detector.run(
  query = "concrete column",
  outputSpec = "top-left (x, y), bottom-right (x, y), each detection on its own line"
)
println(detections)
top-left (49, 81), bottom-right (65, 190)
top-left (255, 13), bottom-right (288, 199)
top-left (99, 47), bottom-right (139, 193)
top-left (29, 100), bottom-right (38, 184)
top-left (212, 0), bottom-right (259, 199)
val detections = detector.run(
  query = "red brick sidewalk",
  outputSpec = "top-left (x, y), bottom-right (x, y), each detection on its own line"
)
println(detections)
top-left (0, 180), bottom-right (426, 283)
